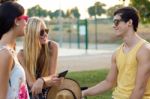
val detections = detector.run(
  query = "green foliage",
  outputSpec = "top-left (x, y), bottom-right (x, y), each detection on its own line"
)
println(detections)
top-left (66, 69), bottom-right (112, 99)
top-left (88, 1), bottom-right (106, 17)
top-left (71, 7), bottom-right (80, 19)
top-left (47, 10), bottom-right (53, 19)
top-left (26, 0), bottom-right (150, 24)
top-left (130, 0), bottom-right (150, 23)
top-left (53, 9), bottom-right (65, 18)
top-left (27, 5), bottom-right (80, 20)
top-left (65, 7), bottom-right (80, 19)
top-left (88, 6), bottom-right (96, 17)
top-left (107, 4), bottom-right (124, 18)
top-left (27, 5), bottom-right (48, 17)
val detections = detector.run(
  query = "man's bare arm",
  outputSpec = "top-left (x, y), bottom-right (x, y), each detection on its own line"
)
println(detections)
top-left (82, 51), bottom-right (118, 96)
top-left (130, 44), bottom-right (150, 99)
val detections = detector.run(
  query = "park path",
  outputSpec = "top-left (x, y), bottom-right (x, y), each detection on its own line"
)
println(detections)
top-left (57, 48), bottom-right (115, 72)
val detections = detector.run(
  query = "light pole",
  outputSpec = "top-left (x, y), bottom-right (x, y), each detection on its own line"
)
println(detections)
top-left (58, 0), bottom-right (63, 47)
top-left (94, 1), bottom-right (98, 49)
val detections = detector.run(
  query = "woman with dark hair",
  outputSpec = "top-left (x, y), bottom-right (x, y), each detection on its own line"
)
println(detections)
top-left (0, 1), bottom-right (29, 99)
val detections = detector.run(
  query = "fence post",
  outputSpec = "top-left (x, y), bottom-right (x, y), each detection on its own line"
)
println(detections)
top-left (77, 19), bottom-right (80, 49)
top-left (85, 19), bottom-right (88, 51)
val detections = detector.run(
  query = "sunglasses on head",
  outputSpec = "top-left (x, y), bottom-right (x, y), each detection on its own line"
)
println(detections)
top-left (113, 19), bottom-right (123, 26)
top-left (18, 15), bottom-right (29, 22)
top-left (40, 29), bottom-right (49, 36)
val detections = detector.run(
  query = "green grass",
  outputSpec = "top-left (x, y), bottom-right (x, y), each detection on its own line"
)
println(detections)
top-left (66, 69), bottom-right (112, 99)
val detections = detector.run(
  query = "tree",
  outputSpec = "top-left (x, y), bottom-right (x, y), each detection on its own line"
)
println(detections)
top-left (71, 7), bottom-right (80, 19)
top-left (27, 5), bottom-right (48, 17)
top-left (88, 1), bottom-right (106, 17)
top-left (130, 0), bottom-right (150, 23)
top-left (52, 9), bottom-right (65, 18)
top-left (88, 1), bottom-right (106, 49)
top-left (47, 10), bottom-right (53, 19)
top-left (107, 4), bottom-right (124, 18)
top-left (88, 6), bottom-right (96, 17)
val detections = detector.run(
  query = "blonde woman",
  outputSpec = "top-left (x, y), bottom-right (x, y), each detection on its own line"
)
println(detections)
top-left (18, 17), bottom-right (61, 99)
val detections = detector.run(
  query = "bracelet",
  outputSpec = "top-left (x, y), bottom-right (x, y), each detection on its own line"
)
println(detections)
top-left (40, 77), bottom-right (45, 85)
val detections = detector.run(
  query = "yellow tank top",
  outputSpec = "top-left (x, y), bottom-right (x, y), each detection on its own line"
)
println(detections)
top-left (112, 39), bottom-right (150, 99)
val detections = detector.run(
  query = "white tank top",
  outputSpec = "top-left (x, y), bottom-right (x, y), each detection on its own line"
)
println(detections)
top-left (0, 46), bottom-right (29, 99)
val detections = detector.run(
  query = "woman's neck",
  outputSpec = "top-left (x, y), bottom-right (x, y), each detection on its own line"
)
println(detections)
top-left (0, 31), bottom-right (16, 49)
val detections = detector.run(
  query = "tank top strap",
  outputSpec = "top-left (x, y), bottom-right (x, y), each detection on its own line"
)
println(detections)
top-left (116, 43), bottom-right (124, 57)
top-left (131, 39), bottom-right (147, 54)
top-left (0, 45), bottom-right (15, 54)
top-left (0, 46), bottom-right (18, 62)
top-left (116, 39), bottom-right (147, 57)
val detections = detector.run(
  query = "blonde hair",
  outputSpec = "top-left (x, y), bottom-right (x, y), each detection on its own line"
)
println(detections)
top-left (24, 17), bottom-right (50, 79)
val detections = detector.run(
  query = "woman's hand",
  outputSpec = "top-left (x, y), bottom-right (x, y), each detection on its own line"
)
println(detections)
top-left (46, 75), bottom-right (62, 87)
top-left (31, 78), bottom-right (44, 96)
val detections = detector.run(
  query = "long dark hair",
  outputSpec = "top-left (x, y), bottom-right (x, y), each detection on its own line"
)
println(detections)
top-left (0, 1), bottom-right (24, 39)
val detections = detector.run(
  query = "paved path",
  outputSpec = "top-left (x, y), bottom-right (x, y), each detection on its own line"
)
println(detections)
top-left (57, 49), bottom-right (113, 72)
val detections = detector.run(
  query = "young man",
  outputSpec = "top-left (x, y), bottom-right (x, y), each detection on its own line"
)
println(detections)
top-left (82, 7), bottom-right (150, 99)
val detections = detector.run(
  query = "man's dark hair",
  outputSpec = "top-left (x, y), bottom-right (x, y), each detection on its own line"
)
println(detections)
top-left (114, 7), bottom-right (140, 32)
top-left (0, 1), bottom-right (24, 39)
top-left (0, 0), bottom-right (17, 3)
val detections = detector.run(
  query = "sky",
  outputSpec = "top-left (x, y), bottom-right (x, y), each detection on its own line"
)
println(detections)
top-left (18, 0), bottom-right (130, 19)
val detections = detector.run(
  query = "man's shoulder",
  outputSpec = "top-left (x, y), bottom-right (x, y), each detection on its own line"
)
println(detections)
top-left (142, 41), bottom-right (150, 50)
top-left (137, 42), bottom-right (150, 57)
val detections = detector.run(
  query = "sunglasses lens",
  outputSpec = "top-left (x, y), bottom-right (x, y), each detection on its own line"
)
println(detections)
top-left (113, 19), bottom-right (122, 26)
top-left (114, 20), bottom-right (119, 26)
top-left (40, 29), bottom-right (49, 36)
top-left (45, 29), bottom-right (49, 34)
top-left (18, 15), bottom-right (29, 22)
top-left (40, 30), bottom-right (45, 36)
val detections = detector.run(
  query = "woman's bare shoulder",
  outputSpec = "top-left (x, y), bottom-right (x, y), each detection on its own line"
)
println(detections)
top-left (0, 49), bottom-right (13, 70)
top-left (48, 40), bottom-right (59, 49)
top-left (0, 48), bottom-right (13, 60)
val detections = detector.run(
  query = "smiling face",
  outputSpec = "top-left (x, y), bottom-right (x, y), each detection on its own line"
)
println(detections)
top-left (113, 7), bottom-right (140, 38)
top-left (39, 21), bottom-right (49, 45)
top-left (113, 14), bottom-right (129, 38)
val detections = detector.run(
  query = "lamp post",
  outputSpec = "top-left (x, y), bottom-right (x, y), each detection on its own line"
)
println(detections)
top-left (58, 0), bottom-right (63, 47)
top-left (94, 1), bottom-right (98, 49)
